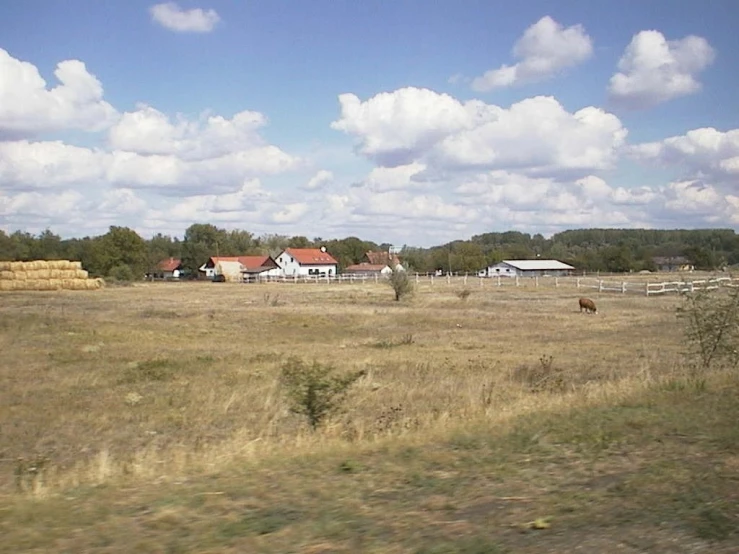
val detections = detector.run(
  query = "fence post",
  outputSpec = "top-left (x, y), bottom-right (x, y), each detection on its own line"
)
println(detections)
top-left (599, 280), bottom-right (604, 292)
top-left (415, 273), bottom-right (419, 284)
top-left (431, 275), bottom-right (434, 286)
top-left (497, 275), bottom-right (501, 287)
top-left (555, 277), bottom-right (559, 288)
top-left (535, 276), bottom-right (539, 287)
top-left (515, 275), bottom-right (520, 287)
top-left (480, 277), bottom-right (483, 287)
top-left (464, 274), bottom-right (467, 285)
top-left (447, 274), bottom-right (451, 285)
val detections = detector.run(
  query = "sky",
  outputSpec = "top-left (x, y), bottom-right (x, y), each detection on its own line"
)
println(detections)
top-left (1, 1), bottom-right (738, 248)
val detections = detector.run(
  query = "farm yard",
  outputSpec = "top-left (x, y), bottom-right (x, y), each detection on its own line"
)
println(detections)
top-left (1, 279), bottom-right (738, 553)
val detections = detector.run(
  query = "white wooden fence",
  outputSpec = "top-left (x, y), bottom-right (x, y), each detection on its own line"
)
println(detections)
top-left (237, 272), bottom-right (738, 296)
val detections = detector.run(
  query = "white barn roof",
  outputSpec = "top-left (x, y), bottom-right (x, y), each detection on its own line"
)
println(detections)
top-left (501, 259), bottom-right (575, 271)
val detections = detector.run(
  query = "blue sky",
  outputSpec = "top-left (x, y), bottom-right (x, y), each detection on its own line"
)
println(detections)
top-left (1, 1), bottom-right (738, 247)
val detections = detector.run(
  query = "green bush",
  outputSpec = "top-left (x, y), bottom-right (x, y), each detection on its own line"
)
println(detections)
top-left (108, 263), bottom-right (136, 282)
top-left (388, 268), bottom-right (413, 301)
top-left (279, 357), bottom-right (365, 429)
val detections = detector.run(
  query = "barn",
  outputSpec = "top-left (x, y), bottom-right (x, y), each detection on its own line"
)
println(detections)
top-left (485, 259), bottom-right (575, 278)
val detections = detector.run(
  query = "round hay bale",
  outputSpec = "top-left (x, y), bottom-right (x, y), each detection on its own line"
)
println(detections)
top-left (95, 277), bottom-right (106, 288)
top-left (85, 279), bottom-right (101, 290)
top-left (0, 280), bottom-right (15, 291)
top-left (0, 261), bottom-right (11, 271)
top-left (0, 270), bottom-right (13, 280)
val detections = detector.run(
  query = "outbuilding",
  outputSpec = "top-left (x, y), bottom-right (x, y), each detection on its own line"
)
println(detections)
top-left (485, 259), bottom-right (575, 278)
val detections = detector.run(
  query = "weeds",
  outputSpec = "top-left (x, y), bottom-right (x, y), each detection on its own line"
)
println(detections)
top-left (456, 288), bottom-right (472, 301)
top-left (511, 354), bottom-right (566, 393)
top-left (370, 334), bottom-right (414, 348)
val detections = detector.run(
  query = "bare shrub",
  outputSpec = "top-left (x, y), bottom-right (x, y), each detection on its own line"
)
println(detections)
top-left (677, 287), bottom-right (739, 372)
top-left (387, 268), bottom-right (413, 302)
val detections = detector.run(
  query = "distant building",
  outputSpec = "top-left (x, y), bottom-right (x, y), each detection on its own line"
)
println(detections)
top-left (652, 256), bottom-right (694, 272)
top-left (484, 259), bottom-right (575, 278)
top-left (199, 256), bottom-right (281, 281)
top-left (364, 250), bottom-right (404, 271)
top-left (343, 263), bottom-right (393, 276)
top-left (275, 247), bottom-right (338, 277)
top-left (152, 257), bottom-right (182, 280)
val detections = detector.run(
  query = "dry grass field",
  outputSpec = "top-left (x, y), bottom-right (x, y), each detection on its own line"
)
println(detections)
top-left (1, 278), bottom-right (738, 553)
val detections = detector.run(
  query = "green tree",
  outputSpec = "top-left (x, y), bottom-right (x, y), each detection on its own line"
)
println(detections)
top-left (181, 223), bottom-right (230, 274)
top-left (96, 226), bottom-right (148, 279)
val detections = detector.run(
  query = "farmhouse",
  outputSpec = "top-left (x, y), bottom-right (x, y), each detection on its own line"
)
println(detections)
top-left (275, 247), bottom-right (338, 277)
top-left (239, 256), bottom-right (282, 279)
top-left (344, 263), bottom-right (392, 276)
top-left (154, 257), bottom-right (182, 280)
top-left (652, 256), bottom-right (695, 272)
top-left (199, 256), bottom-right (282, 280)
top-left (364, 250), bottom-right (404, 271)
top-left (485, 259), bottom-right (575, 278)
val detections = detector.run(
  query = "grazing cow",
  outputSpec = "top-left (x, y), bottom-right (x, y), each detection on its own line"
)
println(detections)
top-left (579, 297), bottom-right (597, 314)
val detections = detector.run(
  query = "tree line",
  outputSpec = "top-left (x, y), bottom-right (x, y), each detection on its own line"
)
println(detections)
top-left (1, 225), bottom-right (737, 281)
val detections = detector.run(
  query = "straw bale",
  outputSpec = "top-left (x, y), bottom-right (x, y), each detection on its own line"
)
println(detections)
top-left (0, 270), bottom-right (13, 280)
top-left (75, 269), bottom-right (89, 279)
top-left (12, 271), bottom-right (28, 280)
top-left (26, 269), bottom-right (52, 280)
top-left (85, 280), bottom-right (101, 290)
top-left (47, 260), bottom-right (70, 270)
top-left (0, 261), bottom-right (11, 271)
top-left (48, 279), bottom-right (63, 290)
top-left (24, 279), bottom-right (41, 290)
top-left (95, 277), bottom-right (106, 288)
top-left (70, 261), bottom-right (83, 270)
top-left (0, 280), bottom-right (15, 291)
top-left (9, 262), bottom-right (24, 271)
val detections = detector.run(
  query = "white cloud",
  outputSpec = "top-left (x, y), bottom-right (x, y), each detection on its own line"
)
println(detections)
top-left (629, 127), bottom-right (739, 188)
top-left (304, 169), bottom-right (334, 191)
top-left (0, 140), bottom-right (107, 190)
top-left (363, 162), bottom-right (426, 192)
top-left (332, 88), bottom-right (626, 177)
top-left (108, 105), bottom-right (268, 159)
top-left (0, 49), bottom-right (118, 137)
top-left (272, 203), bottom-right (309, 224)
top-left (149, 2), bottom-right (220, 33)
top-left (608, 31), bottom-right (715, 109)
top-left (471, 16), bottom-right (593, 91)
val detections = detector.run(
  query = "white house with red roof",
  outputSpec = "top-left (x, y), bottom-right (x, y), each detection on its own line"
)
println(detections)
top-left (275, 247), bottom-right (338, 277)
top-left (153, 257), bottom-right (182, 279)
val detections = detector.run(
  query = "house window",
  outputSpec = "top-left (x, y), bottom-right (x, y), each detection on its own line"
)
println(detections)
top-left (495, 268), bottom-right (500, 272)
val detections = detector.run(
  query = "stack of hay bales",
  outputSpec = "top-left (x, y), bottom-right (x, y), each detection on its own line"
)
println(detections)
top-left (0, 260), bottom-right (104, 291)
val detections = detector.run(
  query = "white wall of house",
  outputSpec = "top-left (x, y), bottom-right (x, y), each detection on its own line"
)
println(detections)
top-left (487, 262), bottom-right (520, 277)
top-left (275, 252), bottom-right (336, 276)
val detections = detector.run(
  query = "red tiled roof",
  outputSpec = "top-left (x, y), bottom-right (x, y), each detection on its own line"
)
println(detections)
top-left (284, 248), bottom-right (338, 265)
top-left (344, 263), bottom-right (388, 272)
top-left (366, 251), bottom-right (401, 266)
top-left (157, 257), bottom-right (181, 271)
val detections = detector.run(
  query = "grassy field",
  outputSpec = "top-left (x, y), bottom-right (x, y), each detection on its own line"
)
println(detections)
top-left (1, 278), bottom-right (737, 553)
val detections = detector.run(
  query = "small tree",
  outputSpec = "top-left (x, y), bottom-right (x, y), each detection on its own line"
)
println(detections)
top-left (677, 287), bottom-right (739, 372)
top-left (388, 267), bottom-right (413, 302)
top-left (280, 357), bottom-right (365, 430)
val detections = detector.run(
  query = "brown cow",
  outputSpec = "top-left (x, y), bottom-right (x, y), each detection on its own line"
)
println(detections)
top-left (579, 297), bottom-right (597, 314)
